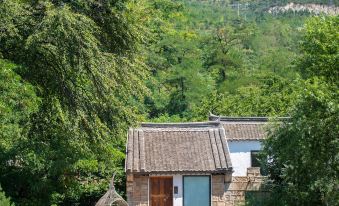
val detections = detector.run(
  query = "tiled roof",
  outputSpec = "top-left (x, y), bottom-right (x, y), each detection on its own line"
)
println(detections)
top-left (125, 122), bottom-right (232, 174)
top-left (221, 123), bottom-right (267, 141)
top-left (209, 115), bottom-right (288, 141)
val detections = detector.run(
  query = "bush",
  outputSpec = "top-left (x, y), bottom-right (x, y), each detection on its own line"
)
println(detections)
top-left (0, 185), bottom-right (14, 206)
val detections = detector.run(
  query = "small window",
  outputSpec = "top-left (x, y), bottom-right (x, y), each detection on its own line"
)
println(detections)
top-left (174, 186), bottom-right (178, 194)
top-left (251, 150), bottom-right (261, 167)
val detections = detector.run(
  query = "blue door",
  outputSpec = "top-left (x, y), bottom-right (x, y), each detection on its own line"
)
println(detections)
top-left (183, 176), bottom-right (210, 206)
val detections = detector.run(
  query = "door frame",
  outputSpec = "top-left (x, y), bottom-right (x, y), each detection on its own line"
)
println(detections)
top-left (149, 176), bottom-right (173, 206)
top-left (182, 175), bottom-right (211, 206)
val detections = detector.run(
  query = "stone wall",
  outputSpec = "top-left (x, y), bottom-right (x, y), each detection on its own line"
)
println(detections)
top-left (126, 175), bottom-right (149, 206)
top-left (127, 169), bottom-right (265, 206)
top-left (212, 168), bottom-right (266, 206)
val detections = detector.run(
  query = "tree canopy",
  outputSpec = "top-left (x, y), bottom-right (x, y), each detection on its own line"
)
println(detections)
top-left (0, 185), bottom-right (14, 206)
top-left (260, 16), bottom-right (338, 206)
top-left (0, 0), bottom-right (338, 205)
top-left (0, 0), bottom-right (149, 205)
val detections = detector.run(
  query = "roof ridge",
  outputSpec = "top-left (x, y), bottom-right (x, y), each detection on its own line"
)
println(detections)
top-left (140, 121), bottom-right (220, 128)
top-left (209, 114), bottom-right (290, 122)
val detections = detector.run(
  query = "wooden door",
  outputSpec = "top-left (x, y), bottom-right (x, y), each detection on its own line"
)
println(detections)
top-left (150, 177), bottom-right (173, 206)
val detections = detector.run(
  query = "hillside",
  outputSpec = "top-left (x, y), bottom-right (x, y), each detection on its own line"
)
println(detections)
top-left (145, 0), bottom-right (312, 121)
top-left (0, 0), bottom-right (337, 205)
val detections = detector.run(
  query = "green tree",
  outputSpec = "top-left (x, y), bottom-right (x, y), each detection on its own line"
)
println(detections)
top-left (0, 59), bottom-right (40, 156)
top-left (201, 18), bottom-right (256, 84)
top-left (145, 0), bottom-right (215, 118)
top-left (299, 16), bottom-right (338, 84)
top-left (0, 185), bottom-right (14, 206)
top-left (192, 72), bottom-right (298, 119)
top-left (0, 0), bottom-right (149, 205)
top-left (261, 16), bottom-right (339, 206)
top-left (262, 79), bottom-right (338, 205)
top-left (146, 0), bottom-right (308, 121)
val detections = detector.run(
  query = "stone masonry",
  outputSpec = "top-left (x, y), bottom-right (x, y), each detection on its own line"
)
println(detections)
top-left (127, 168), bottom-right (265, 206)
top-left (212, 168), bottom-right (266, 206)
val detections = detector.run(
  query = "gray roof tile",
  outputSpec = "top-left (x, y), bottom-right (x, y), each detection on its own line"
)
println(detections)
top-left (125, 122), bottom-right (232, 174)
top-left (209, 115), bottom-right (288, 141)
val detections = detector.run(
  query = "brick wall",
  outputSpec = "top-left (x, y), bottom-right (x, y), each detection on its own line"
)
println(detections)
top-left (126, 175), bottom-right (149, 206)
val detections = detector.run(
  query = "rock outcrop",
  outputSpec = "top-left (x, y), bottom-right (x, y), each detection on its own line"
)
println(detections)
top-left (268, 3), bottom-right (339, 15)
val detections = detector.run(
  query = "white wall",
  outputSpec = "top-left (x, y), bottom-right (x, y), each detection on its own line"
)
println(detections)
top-left (173, 175), bottom-right (183, 206)
top-left (228, 141), bottom-right (262, 176)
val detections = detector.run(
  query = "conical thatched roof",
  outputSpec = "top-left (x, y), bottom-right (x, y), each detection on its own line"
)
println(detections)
top-left (95, 175), bottom-right (128, 206)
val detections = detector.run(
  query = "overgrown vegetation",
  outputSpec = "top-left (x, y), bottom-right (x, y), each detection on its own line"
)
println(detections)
top-left (145, 0), bottom-right (306, 120)
top-left (259, 16), bottom-right (338, 206)
top-left (0, 0), bottom-right (337, 205)
top-left (0, 185), bottom-right (14, 206)
top-left (0, 0), bottom-right (149, 205)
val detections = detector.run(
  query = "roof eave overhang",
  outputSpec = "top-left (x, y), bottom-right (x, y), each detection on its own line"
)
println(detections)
top-left (228, 139), bottom-right (265, 141)
top-left (126, 168), bottom-right (233, 175)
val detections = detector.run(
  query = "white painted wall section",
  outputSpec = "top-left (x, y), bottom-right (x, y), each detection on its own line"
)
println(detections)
top-left (228, 141), bottom-right (262, 176)
top-left (173, 175), bottom-right (183, 206)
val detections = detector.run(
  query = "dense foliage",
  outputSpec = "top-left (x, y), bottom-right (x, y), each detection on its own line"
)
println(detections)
top-left (260, 16), bottom-right (338, 206)
top-left (0, 0), bottom-right (149, 205)
top-left (0, 0), bottom-right (337, 205)
top-left (0, 185), bottom-right (14, 206)
top-left (145, 0), bottom-right (305, 120)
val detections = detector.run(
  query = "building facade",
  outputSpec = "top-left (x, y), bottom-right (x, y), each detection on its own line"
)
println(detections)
top-left (125, 116), bottom-right (273, 206)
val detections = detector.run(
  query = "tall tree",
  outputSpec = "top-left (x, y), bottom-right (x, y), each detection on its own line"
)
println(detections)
top-left (261, 16), bottom-right (338, 206)
top-left (299, 15), bottom-right (338, 84)
top-left (145, 0), bottom-right (215, 118)
top-left (0, 0), bottom-right (149, 205)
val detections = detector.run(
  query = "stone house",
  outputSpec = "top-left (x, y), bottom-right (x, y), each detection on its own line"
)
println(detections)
top-left (125, 116), bottom-right (273, 206)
